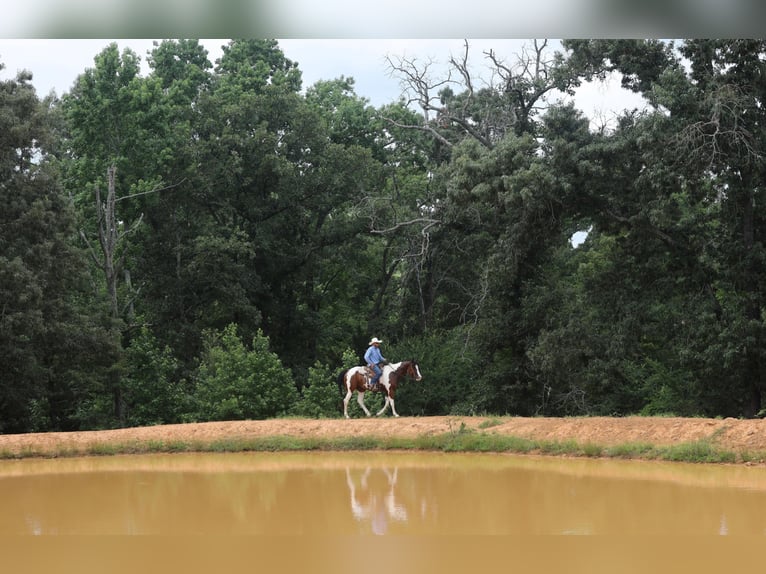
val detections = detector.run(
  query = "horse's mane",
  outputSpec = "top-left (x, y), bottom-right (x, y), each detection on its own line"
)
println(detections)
top-left (385, 359), bottom-right (416, 371)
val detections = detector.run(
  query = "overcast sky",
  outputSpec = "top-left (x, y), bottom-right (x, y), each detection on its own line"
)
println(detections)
top-left (0, 38), bottom-right (647, 127)
top-left (1, 0), bottom-right (757, 38)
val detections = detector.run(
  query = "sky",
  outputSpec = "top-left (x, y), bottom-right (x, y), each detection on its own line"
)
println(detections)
top-left (0, 38), bottom-right (647, 128)
top-left (0, 0), bottom-right (759, 38)
top-left (2, 0), bottom-right (754, 125)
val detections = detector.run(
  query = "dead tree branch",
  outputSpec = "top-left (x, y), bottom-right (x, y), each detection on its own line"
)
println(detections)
top-left (81, 167), bottom-right (178, 320)
top-left (675, 84), bottom-right (761, 169)
top-left (383, 39), bottom-right (560, 150)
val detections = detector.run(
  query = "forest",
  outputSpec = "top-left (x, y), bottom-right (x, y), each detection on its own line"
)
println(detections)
top-left (1, 39), bottom-right (764, 433)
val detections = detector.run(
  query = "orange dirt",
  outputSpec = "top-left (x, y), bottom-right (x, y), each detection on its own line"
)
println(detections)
top-left (1, 415), bottom-right (765, 461)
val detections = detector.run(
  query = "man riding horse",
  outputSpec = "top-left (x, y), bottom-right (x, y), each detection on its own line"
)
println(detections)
top-left (364, 337), bottom-right (386, 389)
top-left (337, 335), bottom-right (423, 418)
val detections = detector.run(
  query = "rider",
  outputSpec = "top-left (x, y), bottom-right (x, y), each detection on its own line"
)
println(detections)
top-left (364, 337), bottom-right (386, 388)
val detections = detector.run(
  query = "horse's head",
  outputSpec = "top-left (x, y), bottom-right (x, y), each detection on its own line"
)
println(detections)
top-left (406, 359), bottom-right (423, 381)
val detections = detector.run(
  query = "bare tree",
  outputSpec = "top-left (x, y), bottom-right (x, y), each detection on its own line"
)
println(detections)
top-left (78, 165), bottom-right (138, 424)
top-left (78, 166), bottom-right (185, 423)
top-left (383, 39), bottom-right (562, 150)
top-left (79, 166), bottom-right (141, 320)
top-left (79, 166), bottom-right (185, 322)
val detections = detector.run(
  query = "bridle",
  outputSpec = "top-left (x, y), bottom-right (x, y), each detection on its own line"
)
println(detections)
top-left (396, 360), bottom-right (421, 382)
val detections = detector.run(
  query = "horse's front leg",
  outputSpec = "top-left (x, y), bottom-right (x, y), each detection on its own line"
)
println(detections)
top-left (388, 396), bottom-right (399, 418)
top-left (377, 389), bottom-right (399, 417)
top-left (357, 390), bottom-right (372, 417)
top-left (376, 394), bottom-right (392, 417)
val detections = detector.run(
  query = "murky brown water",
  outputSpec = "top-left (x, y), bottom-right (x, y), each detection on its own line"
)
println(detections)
top-left (2, 451), bottom-right (764, 572)
top-left (2, 451), bottom-right (766, 536)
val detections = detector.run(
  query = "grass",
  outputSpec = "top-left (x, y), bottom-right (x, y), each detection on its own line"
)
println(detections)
top-left (662, 440), bottom-right (737, 464)
top-left (604, 442), bottom-right (657, 459)
top-left (0, 430), bottom-right (756, 465)
top-left (477, 418), bottom-right (503, 430)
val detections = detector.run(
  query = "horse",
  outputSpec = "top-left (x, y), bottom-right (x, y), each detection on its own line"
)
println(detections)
top-left (337, 360), bottom-right (423, 419)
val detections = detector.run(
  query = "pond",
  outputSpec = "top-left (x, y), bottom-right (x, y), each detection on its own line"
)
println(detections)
top-left (1, 451), bottom-right (763, 572)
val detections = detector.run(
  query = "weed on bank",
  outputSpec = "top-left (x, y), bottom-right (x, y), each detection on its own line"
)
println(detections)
top-left (0, 429), bottom-right (754, 465)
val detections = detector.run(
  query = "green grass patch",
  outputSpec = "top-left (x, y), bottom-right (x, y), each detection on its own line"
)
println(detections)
top-left (581, 442), bottom-right (604, 457)
top-left (604, 442), bottom-right (657, 459)
top-left (0, 448), bottom-right (42, 460)
top-left (477, 418), bottom-right (504, 430)
top-left (738, 450), bottom-right (766, 464)
top-left (660, 440), bottom-right (737, 464)
top-left (86, 442), bottom-right (123, 456)
top-left (538, 439), bottom-right (580, 456)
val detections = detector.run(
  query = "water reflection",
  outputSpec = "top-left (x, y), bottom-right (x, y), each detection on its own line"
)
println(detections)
top-left (345, 466), bottom-right (408, 534)
top-left (1, 452), bottom-right (766, 536)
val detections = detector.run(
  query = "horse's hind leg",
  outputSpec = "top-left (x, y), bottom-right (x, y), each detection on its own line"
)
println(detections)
top-left (343, 388), bottom-right (353, 419)
top-left (357, 391), bottom-right (372, 417)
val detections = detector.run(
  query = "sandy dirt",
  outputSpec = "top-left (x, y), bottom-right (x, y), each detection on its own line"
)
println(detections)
top-left (1, 415), bottom-right (765, 461)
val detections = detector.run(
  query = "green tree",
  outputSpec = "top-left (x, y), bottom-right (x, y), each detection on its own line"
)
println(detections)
top-left (293, 361), bottom-right (342, 418)
top-left (386, 328), bottom-right (482, 416)
top-left (194, 324), bottom-right (298, 421)
top-left (122, 326), bottom-right (189, 426)
top-left (61, 41), bottom-right (178, 424)
top-left (164, 41), bottom-right (387, 377)
top-left (0, 63), bottom-right (118, 432)
top-left (562, 39), bottom-right (766, 416)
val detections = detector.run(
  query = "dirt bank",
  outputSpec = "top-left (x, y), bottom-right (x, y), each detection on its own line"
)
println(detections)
top-left (1, 415), bottom-right (765, 460)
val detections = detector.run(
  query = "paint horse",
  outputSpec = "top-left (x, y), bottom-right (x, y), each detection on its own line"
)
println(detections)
top-left (337, 360), bottom-right (423, 419)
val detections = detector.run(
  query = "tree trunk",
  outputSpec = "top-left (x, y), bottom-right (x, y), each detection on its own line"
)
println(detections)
top-left (96, 166), bottom-right (120, 320)
top-left (95, 165), bottom-right (125, 424)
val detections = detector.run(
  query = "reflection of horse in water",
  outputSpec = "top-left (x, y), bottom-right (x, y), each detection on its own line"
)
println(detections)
top-left (345, 467), bottom-right (407, 535)
top-left (337, 360), bottom-right (422, 419)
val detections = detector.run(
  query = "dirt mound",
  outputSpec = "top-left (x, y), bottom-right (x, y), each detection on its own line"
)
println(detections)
top-left (1, 415), bottom-right (765, 460)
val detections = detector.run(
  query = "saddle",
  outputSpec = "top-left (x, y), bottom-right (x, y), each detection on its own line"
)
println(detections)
top-left (364, 366), bottom-right (378, 390)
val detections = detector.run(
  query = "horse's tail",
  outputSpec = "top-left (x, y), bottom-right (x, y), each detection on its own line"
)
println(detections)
top-left (337, 369), bottom-right (348, 396)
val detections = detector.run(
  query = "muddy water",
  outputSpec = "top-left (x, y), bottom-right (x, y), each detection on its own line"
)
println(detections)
top-left (1, 451), bottom-right (766, 536)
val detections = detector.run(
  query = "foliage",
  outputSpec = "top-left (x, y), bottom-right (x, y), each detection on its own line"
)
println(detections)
top-left (122, 326), bottom-right (190, 426)
top-left (0, 63), bottom-right (118, 432)
top-left (293, 361), bottom-right (341, 418)
top-left (193, 324), bottom-right (298, 421)
top-left (386, 327), bottom-right (483, 416)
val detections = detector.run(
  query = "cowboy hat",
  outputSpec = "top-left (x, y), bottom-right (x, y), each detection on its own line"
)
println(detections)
top-left (369, 337), bottom-right (383, 345)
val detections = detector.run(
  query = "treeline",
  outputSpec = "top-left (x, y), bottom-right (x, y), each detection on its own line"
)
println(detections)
top-left (1, 39), bottom-right (764, 433)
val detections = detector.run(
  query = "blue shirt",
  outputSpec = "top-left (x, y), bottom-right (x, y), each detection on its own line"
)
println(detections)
top-left (364, 345), bottom-right (385, 365)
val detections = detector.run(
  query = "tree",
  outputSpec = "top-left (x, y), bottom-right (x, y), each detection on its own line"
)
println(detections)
top-left (194, 324), bottom-right (298, 421)
top-left (384, 39), bottom-right (574, 151)
top-left (562, 39), bottom-right (766, 417)
top-left (159, 40), bottom-right (389, 376)
top-left (293, 361), bottom-right (343, 418)
top-left (61, 42), bottom-right (177, 424)
top-left (0, 63), bottom-right (118, 432)
top-left (122, 326), bottom-right (189, 426)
